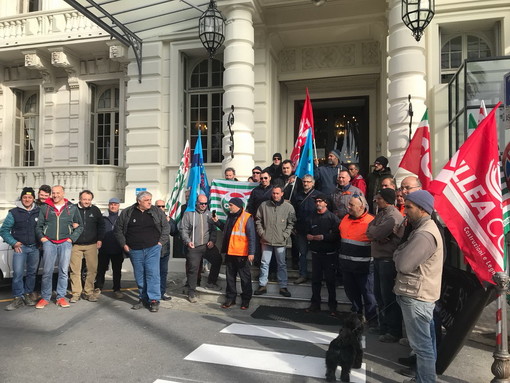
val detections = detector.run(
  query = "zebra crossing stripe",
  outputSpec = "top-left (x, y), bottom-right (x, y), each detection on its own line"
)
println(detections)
top-left (221, 323), bottom-right (366, 348)
top-left (184, 344), bottom-right (366, 382)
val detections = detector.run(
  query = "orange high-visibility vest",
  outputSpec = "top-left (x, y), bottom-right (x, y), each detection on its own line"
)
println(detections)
top-left (228, 211), bottom-right (251, 256)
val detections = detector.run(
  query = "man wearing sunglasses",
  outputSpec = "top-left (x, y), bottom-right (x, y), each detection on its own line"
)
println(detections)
top-left (248, 166), bottom-right (262, 183)
top-left (180, 194), bottom-right (222, 303)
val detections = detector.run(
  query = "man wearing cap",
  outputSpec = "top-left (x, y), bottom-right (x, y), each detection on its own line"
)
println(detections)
top-left (248, 166), bottom-right (262, 183)
top-left (366, 188), bottom-right (404, 343)
top-left (394, 190), bottom-right (443, 383)
top-left (263, 152), bottom-right (283, 182)
top-left (339, 194), bottom-right (377, 327)
top-left (367, 156), bottom-right (392, 214)
top-left (95, 197), bottom-right (125, 299)
top-left (313, 149), bottom-right (345, 195)
top-left (35, 185), bottom-right (84, 309)
top-left (213, 197), bottom-right (255, 309)
top-left (0, 187), bottom-right (40, 310)
top-left (69, 190), bottom-right (105, 303)
top-left (331, 170), bottom-right (363, 220)
top-left (305, 193), bottom-right (340, 315)
top-left (254, 186), bottom-right (296, 297)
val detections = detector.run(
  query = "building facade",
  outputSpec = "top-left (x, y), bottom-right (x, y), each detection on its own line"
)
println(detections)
top-left (0, 0), bottom-right (509, 214)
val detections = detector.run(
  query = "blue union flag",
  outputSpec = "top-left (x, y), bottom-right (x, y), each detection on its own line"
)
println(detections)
top-left (186, 130), bottom-right (210, 212)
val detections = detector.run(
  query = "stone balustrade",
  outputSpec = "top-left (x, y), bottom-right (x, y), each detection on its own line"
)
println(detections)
top-left (0, 165), bottom-right (126, 212)
top-left (0, 9), bottom-right (106, 45)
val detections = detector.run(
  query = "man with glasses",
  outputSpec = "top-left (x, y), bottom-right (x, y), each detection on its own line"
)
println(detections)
top-left (254, 186), bottom-right (296, 297)
top-left (339, 194), bottom-right (377, 328)
top-left (347, 163), bottom-right (367, 195)
top-left (180, 194), bottom-right (222, 303)
top-left (400, 176), bottom-right (421, 195)
top-left (263, 153), bottom-right (283, 182)
top-left (305, 194), bottom-right (340, 315)
top-left (155, 200), bottom-right (177, 301)
top-left (248, 166), bottom-right (262, 183)
top-left (291, 174), bottom-right (320, 284)
top-left (114, 191), bottom-right (170, 312)
top-left (331, 170), bottom-right (363, 220)
top-left (367, 156), bottom-right (392, 214)
top-left (313, 149), bottom-right (345, 195)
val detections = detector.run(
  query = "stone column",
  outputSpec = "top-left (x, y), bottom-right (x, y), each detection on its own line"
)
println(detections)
top-left (387, 0), bottom-right (428, 175)
top-left (221, 1), bottom-right (255, 179)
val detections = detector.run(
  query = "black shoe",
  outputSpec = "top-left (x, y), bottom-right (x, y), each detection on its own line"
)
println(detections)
top-left (253, 286), bottom-right (267, 295)
top-left (398, 367), bottom-right (416, 378)
top-left (240, 301), bottom-right (250, 310)
top-left (305, 305), bottom-right (320, 313)
top-left (162, 293), bottom-right (172, 301)
top-left (279, 288), bottom-right (291, 297)
top-left (132, 300), bottom-right (145, 310)
top-left (149, 300), bottom-right (160, 312)
top-left (398, 355), bottom-right (417, 367)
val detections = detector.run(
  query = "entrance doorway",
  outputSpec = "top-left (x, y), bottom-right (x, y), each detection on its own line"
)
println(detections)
top-left (294, 96), bottom-right (370, 176)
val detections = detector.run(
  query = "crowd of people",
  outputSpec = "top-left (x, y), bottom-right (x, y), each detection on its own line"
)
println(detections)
top-left (2, 150), bottom-right (442, 383)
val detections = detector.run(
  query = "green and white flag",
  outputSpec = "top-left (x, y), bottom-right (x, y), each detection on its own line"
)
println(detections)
top-left (209, 179), bottom-right (259, 223)
top-left (167, 140), bottom-right (190, 223)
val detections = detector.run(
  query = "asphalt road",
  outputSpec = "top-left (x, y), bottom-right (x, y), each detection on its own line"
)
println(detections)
top-left (0, 273), bottom-right (498, 383)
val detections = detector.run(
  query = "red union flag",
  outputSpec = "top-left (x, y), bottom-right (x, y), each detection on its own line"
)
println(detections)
top-left (290, 88), bottom-right (315, 165)
top-left (399, 110), bottom-right (433, 190)
top-left (429, 103), bottom-right (504, 284)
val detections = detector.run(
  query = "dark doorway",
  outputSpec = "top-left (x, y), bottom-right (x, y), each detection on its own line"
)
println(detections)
top-left (294, 96), bottom-right (370, 177)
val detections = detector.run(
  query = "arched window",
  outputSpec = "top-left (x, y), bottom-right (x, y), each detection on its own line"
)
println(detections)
top-left (186, 58), bottom-right (224, 163)
top-left (441, 34), bottom-right (492, 83)
top-left (14, 90), bottom-right (38, 167)
top-left (90, 85), bottom-right (120, 165)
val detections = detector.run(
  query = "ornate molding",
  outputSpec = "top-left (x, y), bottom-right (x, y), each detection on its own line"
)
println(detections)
top-left (107, 40), bottom-right (130, 63)
top-left (48, 47), bottom-right (80, 89)
top-left (21, 49), bottom-right (55, 92)
top-left (279, 41), bottom-right (381, 74)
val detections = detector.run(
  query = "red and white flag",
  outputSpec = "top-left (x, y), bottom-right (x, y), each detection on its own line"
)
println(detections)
top-left (290, 88), bottom-right (315, 165)
top-left (429, 103), bottom-right (504, 284)
top-left (399, 110), bottom-right (433, 190)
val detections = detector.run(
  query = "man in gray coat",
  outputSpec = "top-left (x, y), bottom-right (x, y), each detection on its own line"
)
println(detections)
top-left (254, 186), bottom-right (296, 297)
top-left (366, 188), bottom-right (404, 343)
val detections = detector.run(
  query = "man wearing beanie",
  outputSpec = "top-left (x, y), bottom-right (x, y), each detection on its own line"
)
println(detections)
top-left (367, 156), bottom-right (392, 214)
top-left (0, 187), bottom-right (40, 310)
top-left (313, 149), bottom-right (345, 195)
top-left (366, 188), bottom-right (404, 343)
top-left (394, 190), bottom-right (443, 383)
top-left (263, 152), bottom-right (283, 182)
top-left (213, 197), bottom-right (256, 309)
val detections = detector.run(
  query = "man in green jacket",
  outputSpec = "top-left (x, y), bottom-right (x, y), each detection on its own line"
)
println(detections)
top-left (35, 185), bottom-right (83, 309)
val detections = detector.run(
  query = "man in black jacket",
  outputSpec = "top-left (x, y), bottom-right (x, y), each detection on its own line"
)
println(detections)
top-left (305, 194), bottom-right (340, 316)
top-left (70, 190), bottom-right (105, 303)
top-left (95, 197), bottom-right (124, 299)
top-left (114, 191), bottom-right (170, 312)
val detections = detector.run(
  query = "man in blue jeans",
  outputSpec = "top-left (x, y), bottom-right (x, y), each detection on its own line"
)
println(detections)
top-left (35, 185), bottom-right (84, 309)
top-left (114, 191), bottom-right (170, 312)
top-left (394, 190), bottom-right (443, 383)
top-left (0, 187), bottom-right (40, 310)
top-left (254, 186), bottom-right (295, 297)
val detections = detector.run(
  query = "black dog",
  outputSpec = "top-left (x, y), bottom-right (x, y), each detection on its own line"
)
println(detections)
top-left (325, 313), bottom-right (364, 382)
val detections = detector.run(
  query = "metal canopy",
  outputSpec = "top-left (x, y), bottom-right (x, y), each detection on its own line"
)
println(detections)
top-left (63, 0), bottom-right (208, 82)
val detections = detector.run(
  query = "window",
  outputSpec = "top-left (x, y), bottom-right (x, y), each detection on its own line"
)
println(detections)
top-left (13, 90), bottom-right (38, 167)
top-left (186, 58), bottom-right (224, 163)
top-left (19, 0), bottom-right (41, 13)
top-left (441, 33), bottom-right (493, 83)
top-left (89, 85), bottom-right (120, 165)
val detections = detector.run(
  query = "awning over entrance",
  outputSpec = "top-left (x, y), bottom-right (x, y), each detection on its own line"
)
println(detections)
top-left (63, 0), bottom-right (208, 82)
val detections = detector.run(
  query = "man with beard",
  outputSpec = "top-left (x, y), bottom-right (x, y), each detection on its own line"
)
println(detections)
top-left (314, 149), bottom-right (345, 195)
top-left (367, 156), bottom-right (392, 214)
